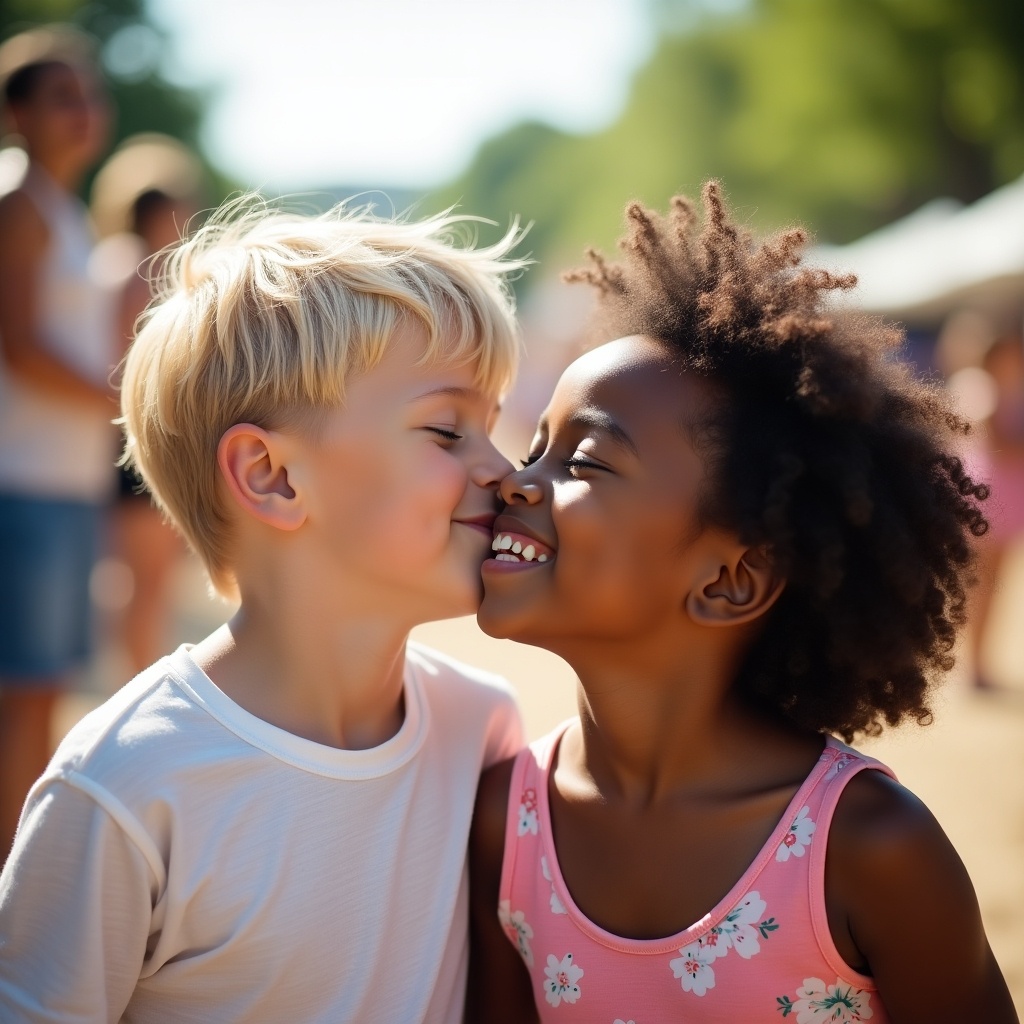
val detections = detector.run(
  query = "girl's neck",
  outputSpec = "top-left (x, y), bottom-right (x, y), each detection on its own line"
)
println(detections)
top-left (562, 638), bottom-right (813, 806)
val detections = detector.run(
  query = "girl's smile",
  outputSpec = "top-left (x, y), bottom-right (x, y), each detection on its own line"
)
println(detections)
top-left (487, 517), bottom-right (556, 568)
top-left (479, 335), bottom-right (720, 651)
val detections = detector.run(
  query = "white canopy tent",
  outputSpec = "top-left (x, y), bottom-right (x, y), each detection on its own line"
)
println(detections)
top-left (813, 175), bottom-right (1024, 327)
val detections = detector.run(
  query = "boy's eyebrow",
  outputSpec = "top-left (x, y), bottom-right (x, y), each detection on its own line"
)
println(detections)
top-left (410, 385), bottom-right (485, 403)
top-left (568, 408), bottom-right (639, 457)
top-left (410, 384), bottom-right (503, 418)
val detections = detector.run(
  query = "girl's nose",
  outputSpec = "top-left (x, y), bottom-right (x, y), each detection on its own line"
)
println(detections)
top-left (499, 469), bottom-right (543, 505)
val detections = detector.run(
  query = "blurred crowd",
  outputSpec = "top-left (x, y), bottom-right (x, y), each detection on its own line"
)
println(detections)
top-left (0, 25), bottom-right (207, 855)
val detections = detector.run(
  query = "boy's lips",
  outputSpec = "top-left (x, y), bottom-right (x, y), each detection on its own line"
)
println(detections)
top-left (453, 512), bottom-right (497, 539)
top-left (487, 516), bottom-right (556, 565)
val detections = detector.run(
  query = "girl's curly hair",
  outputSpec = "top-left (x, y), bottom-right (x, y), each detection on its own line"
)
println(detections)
top-left (565, 182), bottom-right (988, 740)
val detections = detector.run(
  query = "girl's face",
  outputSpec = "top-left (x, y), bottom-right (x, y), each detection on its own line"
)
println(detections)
top-left (479, 335), bottom-right (718, 650)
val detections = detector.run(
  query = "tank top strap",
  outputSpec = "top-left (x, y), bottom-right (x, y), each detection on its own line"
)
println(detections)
top-left (498, 720), bottom-right (572, 910)
top-left (803, 737), bottom-right (898, 983)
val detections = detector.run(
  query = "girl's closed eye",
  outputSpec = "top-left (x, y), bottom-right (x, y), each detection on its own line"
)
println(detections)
top-left (565, 455), bottom-right (605, 473)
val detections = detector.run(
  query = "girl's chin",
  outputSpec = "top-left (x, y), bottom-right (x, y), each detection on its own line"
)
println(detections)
top-left (476, 604), bottom-right (526, 641)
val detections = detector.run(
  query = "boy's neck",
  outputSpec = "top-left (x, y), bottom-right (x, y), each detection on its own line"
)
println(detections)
top-left (190, 596), bottom-right (410, 752)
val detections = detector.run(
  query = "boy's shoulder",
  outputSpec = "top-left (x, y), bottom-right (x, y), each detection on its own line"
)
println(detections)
top-left (405, 641), bottom-right (523, 765)
top-left (405, 639), bottom-right (517, 706)
top-left (46, 647), bottom-right (231, 796)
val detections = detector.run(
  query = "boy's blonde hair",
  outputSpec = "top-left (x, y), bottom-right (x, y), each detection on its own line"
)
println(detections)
top-left (120, 199), bottom-right (526, 596)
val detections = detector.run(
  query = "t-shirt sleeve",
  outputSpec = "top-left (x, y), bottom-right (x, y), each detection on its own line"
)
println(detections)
top-left (482, 685), bottom-right (526, 769)
top-left (0, 774), bottom-right (157, 1022)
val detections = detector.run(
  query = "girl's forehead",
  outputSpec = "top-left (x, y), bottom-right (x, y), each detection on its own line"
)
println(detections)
top-left (550, 337), bottom-right (682, 412)
top-left (539, 336), bottom-right (717, 451)
top-left (567, 335), bottom-right (673, 380)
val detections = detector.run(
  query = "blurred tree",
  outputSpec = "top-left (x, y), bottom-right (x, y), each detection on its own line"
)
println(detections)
top-left (432, 0), bottom-right (1024, 275)
top-left (0, 0), bottom-right (226, 200)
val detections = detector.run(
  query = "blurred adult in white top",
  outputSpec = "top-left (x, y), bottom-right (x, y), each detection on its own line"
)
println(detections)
top-left (0, 26), bottom-right (114, 862)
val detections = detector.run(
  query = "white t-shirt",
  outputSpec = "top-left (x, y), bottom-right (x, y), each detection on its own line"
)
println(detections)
top-left (0, 642), bottom-right (523, 1023)
top-left (0, 161), bottom-right (116, 502)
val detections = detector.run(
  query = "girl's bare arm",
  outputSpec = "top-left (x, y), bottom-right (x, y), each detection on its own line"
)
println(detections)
top-left (830, 771), bottom-right (1017, 1023)
top-left (465, 758), bottom-right (539, 1024)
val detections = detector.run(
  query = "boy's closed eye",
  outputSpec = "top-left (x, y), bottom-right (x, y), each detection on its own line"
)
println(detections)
top-left (426, 426), bottom-right (464, 443)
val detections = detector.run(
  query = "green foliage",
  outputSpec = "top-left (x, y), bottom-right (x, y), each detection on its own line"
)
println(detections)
top-left (431, 0), bottom-right (1024, 281)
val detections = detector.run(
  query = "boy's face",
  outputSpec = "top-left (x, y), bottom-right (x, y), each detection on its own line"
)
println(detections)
top-left (478, 335), bottom-right (717, 649)
top-left (288, 321), bottom-right (513, 625)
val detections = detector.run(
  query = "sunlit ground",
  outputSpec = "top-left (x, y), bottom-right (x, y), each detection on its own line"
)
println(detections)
top-left (64, 538), bottom-right (1024, 1011)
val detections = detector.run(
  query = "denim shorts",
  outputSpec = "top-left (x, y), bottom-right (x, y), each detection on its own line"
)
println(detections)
top-left (0, 493), bottom-right (101, 680)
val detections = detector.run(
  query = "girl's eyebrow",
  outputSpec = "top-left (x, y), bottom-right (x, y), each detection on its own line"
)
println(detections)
top-left (567, 407), bottom-right (639, 458)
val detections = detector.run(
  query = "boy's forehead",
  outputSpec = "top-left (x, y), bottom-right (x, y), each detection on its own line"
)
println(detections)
top-left (345, 350), bottom-right (500, 418)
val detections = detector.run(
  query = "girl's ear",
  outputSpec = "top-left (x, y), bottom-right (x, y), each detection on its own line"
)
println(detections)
top-left (685, 543), bottom-right (784, 627)
top-left (217, 424), bottom-right (306, 531)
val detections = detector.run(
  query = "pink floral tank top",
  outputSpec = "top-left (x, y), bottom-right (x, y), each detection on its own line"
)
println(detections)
top-left (499, 722), bottom-right (894, 1022)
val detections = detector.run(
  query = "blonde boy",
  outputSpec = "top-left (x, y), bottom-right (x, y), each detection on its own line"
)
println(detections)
top-left (0, 203), bottom-right (526, 1022)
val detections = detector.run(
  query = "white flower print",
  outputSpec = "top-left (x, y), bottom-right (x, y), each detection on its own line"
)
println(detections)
top-left (541, 856), bottom-right (567, 914)
top-left (707, 891), bottom-right (769, 960)
top-left (518, 786), bottom-right (539, 836)
top-left (543, 952), bottom-right (583, 1006)
top-left (612, 1020), bottom-right (637, 1024)
top-left (670, 938), bottom-right (718, 996)
top-left (777, 805), bottom-right (816, 862)
top-left (776, 977), bottom-right (874, 1022)
top-left (671, 891), bottom-right (778, 996)
top-left (497, 900), bottom-right (534, 967)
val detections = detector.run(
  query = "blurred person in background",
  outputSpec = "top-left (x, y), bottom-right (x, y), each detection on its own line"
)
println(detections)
top-left (0, 26), bottom-right (114, 862)
top-left (90, 135), bottom-right (206, 676)
top-left (939, 313), bottom-right (1024, 690)
top-left (968, 332), bottom-right (1024, 691)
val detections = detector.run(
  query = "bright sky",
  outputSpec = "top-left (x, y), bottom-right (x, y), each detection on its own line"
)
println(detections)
top-left (146, 0), bottom-right (654, 192)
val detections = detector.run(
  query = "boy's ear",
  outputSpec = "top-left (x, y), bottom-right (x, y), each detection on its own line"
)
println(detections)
top-left (217, 424), bottom-right (306, 531)
top-left (685, 543), bottom-right (784, 628)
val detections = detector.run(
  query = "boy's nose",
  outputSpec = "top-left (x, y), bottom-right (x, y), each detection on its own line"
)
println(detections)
top-left (472, 438), bottom-right (514, 488)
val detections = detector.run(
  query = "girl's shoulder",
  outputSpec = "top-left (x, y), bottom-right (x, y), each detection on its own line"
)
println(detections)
top-left (824, 749), bottom-right (1016, 1015)
top-left (825, 739), bottom-right (939, 868)
top-left (471, 720), bottom-right (574, 874)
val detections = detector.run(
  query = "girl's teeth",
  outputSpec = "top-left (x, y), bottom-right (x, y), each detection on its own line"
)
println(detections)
top-left (491, 533), bottom-right (552, 563)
